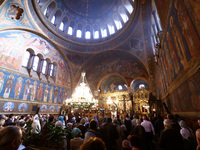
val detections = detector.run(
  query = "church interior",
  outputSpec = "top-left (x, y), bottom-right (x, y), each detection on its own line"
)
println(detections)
top-left (0, 0), bottom-right (199, 126)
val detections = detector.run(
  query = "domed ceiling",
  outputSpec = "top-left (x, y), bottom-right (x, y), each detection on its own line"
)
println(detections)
top-left (36, 0), bottom-right (136, 44)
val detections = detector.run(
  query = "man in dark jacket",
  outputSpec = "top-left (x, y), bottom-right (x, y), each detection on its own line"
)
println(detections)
top-left (100, 117), bottom-right (119, 150)
top-left (159, 119), bottom-right (184, 150)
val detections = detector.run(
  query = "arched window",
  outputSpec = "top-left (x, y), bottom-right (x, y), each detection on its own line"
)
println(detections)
top-left (42, 60), bottom-right (47, 74)
top-left (85, 25), bottom-right (91, 39)
top-left (76, 23), bottom-right (83, 38)
top-left (123, 0), bottom-right (134, 14)
top-left (50, 64), bottom-right (54, 76)
top-left (33, 56), bottom-right (39, 71)
top-left (22, 51), bottom-right (30, 67)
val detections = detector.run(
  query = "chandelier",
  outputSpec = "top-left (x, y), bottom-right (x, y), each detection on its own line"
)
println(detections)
top-left (65, 72), bottom-right (98, 109)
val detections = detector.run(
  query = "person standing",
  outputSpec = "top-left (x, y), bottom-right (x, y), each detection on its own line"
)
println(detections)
top-left (100, 117), bottom-right (119, 150)
top-left (159, 119), bottom-right (184, 150)
top-left (141, 115), bottom-right (155, 150)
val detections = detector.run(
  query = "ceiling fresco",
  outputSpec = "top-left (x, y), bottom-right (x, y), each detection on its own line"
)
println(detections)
top-left (79, 50), bottom-right (149, 90)
top-left (64, 0), bottom-right (116, 18)
top-left (99, 75), bottom-right (127, 93)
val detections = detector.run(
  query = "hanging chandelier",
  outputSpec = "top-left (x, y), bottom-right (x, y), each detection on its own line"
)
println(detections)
top-left (65, 72), bottom-right (98, 109)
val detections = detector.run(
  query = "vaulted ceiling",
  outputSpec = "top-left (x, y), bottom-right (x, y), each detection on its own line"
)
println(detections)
top-left (33, 0), bottom-right (155, 92)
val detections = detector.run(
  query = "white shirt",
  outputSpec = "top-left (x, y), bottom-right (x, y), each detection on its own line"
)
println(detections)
top-left (141, 120), bottom-right (155, 135)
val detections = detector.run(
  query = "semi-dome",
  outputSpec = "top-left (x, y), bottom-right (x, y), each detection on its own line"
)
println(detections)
top-left (36, 0), bottom-right (136, 44)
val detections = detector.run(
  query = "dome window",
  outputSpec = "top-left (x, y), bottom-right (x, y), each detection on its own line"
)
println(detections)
top-left (51, 15), bottom-right (55, 24)
top-left (85, 31), bottom-right (91, 39)
top-left (59, 22), bottom-right (64, 31)
top-left (124, 0), bottom-right (134, 14)
top-left (108, 25), bottom-right (115, 35)
top-left (94, 31), bottom-right (99, 39)
top-left (76, 30), bottom-right (82, 38)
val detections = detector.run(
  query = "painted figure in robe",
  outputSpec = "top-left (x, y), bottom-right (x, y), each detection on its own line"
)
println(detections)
top-left (30, 81), bottom-right (37, 101)
top-left (23, 80), bottom-right (31, 100)
top-left (43, 85), bottom-right (49, 102)
top-left (3, 75), bottom-right (14, 98)
top-left (0, 72), bottom-right (4, 93)
top-left (14, 77), bottom-right (23, 99)
top-left (49, 86), bottom-right (54, 103)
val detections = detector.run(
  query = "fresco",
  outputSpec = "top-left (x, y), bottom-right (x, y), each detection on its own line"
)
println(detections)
top-left (18, 103), bottom-right (27, 112)
top-left (82, 50), bottom-right (149, 90)
top-left (0, 30), bottom-right (71, 88)
top-left (99, 75), bottom-right (127, 93)
top-left (3, 102), bottom-right (14, 112)
top-left (0, 71), bottom-right (70, 105)
top-left (157, 0), bottom-right (199, 94)
top-left (168, 69), bottom-right (200, 112)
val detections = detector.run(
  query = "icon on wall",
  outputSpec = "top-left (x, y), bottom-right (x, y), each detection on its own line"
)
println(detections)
top-left (49, 105), bottom-right (55, 112)
top-left (3, 102), bottom-right (14, 112)
top-left (40, 105), bottom-right (47, 112)
top-left (18, 103), bottom-right (27, 112)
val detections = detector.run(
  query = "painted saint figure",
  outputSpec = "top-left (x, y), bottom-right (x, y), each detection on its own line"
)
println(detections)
top-left (49, 86), bottom-right (54, 103)
top-left (37, 83), bottom-right (43, 101)
top-left (0, 72), bottom-right (4, 93)
top-left (14, 77), bottom-right (23, 99)
top-left (43, 85), bottom-right (49, 102)
top-left (3, 102), bottom-right (14, 112)
top-left (3, 75), bottom-right (14, 98)
top-left (23, 79), bottom-right (31, 100)
top-left (54, 88), bottom-right (58, 103)
top-left (18, 103), bottom-right (27, 112)
top-left (30, 81), bottom-right (37, 101)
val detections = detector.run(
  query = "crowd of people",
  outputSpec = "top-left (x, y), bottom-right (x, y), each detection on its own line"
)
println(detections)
top-left (0, 113), bottom-right (200, 150)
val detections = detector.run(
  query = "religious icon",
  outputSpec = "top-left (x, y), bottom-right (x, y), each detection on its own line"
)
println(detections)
top-left (3, 102), bottom-right (14, 112)
top-left (58, 88), bottom-right (63, 103)
top-left (57, 106), bottom-right (61, 112)
top-left (23, 79), bottom-right (31, 100)
top-left (18, 103), bottom-right (27, 112)
top-left (40, 105), bottom-right (47, 112)
top-left (54, 88), bottom-right (58, 103)
top-left (30, 81), bottom-right (37, 101)
top-left (43, 85), bottom-right (49, 102)
top-left (3, 75), bottom-right (14, 98)
top-left (49, 105), bottom-right (55, 112)
top-left (0, 72), bottom-right (4, 93)
top-left (14, 77), bottom-right (23, 99)
top-left (37, 83), bottom-right (43, 101)
top-left (49, 86), bottom-right (54, 103)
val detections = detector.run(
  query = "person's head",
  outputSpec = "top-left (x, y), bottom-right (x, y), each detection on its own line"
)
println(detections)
top-left (198, 118), bottom-right (200, 127)
top-left (122, 139), bottom-right (131, 149)
top-left (79, 137), bottom-right (106, 150)
top-left (196, 128), bottom-right (200, 144)
top-left (0, 126), bottom-right (22, 150)
top-left (9, 114), bottom-right (14, 119)
top-left (55, 120), bottom-right (63, 128)
top-left (106, 117), bottom-right (112, 123)
top-left (90, 119), bottom-right (97, 130)
top-left (0, 119), bottom-right (5, 127)
top-left (19, 120), bottom-right (25, 128)
top-left (72, 127), bottom-right (82, 138)
top-left (49, 115), bottom-right (54, 123)
top-left (163, 119), bottom-right (172, 129)
top-left (136, 119), bottom-right (141, 125)
top-left (80, 118), bottom-right (86, 125)
top-left (113, 118), bottom-right (118, 125)
top-left (179, 120), bottom-right (187, 128)
top-left (143, 115), bottom-right (147, 120)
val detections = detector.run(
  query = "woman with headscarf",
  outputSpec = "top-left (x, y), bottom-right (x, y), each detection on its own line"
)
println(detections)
top-left (179, 120), bottom-right (195, 150)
